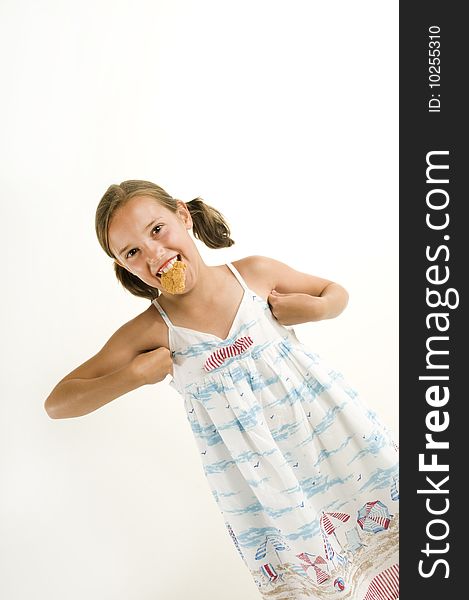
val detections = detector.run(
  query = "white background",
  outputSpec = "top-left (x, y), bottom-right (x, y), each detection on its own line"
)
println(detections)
top-left (0, 1), bottom-right (398, 599)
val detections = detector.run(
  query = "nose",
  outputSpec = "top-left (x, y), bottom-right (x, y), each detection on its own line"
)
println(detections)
top-left (146, 254), bottom-right (161, 267)
top-left (145, 246), bottom-right (165, 267)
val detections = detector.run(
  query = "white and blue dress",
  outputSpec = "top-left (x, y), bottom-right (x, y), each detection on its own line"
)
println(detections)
top-left (152, 262), bottom-right (399, 600)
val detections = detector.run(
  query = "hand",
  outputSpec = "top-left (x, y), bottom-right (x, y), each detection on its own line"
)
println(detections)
top-left (131, 347), bottom-right (174, 386)
top-left (267, 290), bottom-right (326, 325)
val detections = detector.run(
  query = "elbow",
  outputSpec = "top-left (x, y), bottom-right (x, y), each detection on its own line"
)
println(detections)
top-left (342, 286), bottom-right (350, 310)
top-left (321, 282), bottom-right (349, 319)
top-left (44, 379), bottom-right (76, 419)
top-left (44, 389), bottom-right (72, 419)
top-left (44, 396), bottom-right (61, 419)
top-left (338, 285), bottom-right (349, 316)
top-left (44, 387), bottom-right (87, 420)
top-left (331, 281), bottom-right (349, 306)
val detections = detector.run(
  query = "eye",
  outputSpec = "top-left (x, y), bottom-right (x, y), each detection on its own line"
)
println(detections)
top-left (125, 225), bottom-right (163, 259)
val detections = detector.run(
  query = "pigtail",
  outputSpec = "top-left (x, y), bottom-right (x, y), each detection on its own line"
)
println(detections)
top-left (113, 262), bottom-right (160, 300)
top-left (186, 197), bottom-right (235, 249)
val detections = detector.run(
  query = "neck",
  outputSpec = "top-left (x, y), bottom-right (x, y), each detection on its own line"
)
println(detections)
top-left (159, 260), bottom-right (226, 311)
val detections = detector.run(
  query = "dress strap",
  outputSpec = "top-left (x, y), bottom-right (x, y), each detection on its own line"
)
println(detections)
top-left (152, 298), bottom-right (174, 329)
top-left (226, 262), bottom-right (249, 291)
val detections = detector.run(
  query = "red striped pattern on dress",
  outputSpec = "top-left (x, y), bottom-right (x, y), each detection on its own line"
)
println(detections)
top-left (203, 336), bottom-right (254, 372)
top-left (328, 511), bottom-right (350, 523)
top-left (321, 514), bottom-right (336, 535)
top-left (296, 552), bottom-right (314, 566)
top-left (320, 511), bottom-right (351, 534)
top-left (313, 564), bottom-right (330, 584)
top-left (373, 516), bottom-right (391, 528)
top-left (260, 563), bottom-right (278, 581)
top-left (364, 564), bottom-right (399, 600)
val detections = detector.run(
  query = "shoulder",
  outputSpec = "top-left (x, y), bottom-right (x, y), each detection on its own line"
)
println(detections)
top-left (232, 255), bottom-right (334, 296)
top-left (125, 301), bottom-right (170, 350)
top-left (231, 255), bottom-right (277, 296)
top-left (233, 254), bottom-right (294, 281)
top-left (233, 254), bottom-right (276, 273)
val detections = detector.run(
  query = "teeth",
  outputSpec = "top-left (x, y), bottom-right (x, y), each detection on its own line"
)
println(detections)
top-left (158, 255), bottom-right (178, 274)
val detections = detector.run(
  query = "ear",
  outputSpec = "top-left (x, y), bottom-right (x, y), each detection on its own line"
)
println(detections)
top-left (175, 200), bottom-right (193, 230)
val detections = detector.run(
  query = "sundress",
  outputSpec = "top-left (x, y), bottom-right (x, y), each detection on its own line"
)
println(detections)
top-left (152, 262), bottom-right (399, 600)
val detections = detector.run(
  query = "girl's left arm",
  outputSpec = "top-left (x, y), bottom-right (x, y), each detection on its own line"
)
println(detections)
top-left (246, 255), bottom-right (349, 325)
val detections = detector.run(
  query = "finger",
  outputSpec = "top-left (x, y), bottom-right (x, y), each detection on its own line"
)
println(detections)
top-left (267, 299), bottom-right (276, 315)
top-left (271, 290), bottom-right (295, 297)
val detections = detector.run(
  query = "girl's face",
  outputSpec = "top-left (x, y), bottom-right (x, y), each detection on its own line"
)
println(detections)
top-left (108, 195), bottom-right (197, 294)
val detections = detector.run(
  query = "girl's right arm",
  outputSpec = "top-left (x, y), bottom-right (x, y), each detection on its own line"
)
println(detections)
top-left (44, 312), bottom-right (172, 419)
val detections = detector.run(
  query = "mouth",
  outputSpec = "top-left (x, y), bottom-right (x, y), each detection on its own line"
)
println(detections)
top-left (155, 254), bottom-right (181, 278)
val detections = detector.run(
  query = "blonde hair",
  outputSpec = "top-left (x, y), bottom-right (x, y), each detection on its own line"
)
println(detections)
top-left (95, 180), bottom-right (235, 300)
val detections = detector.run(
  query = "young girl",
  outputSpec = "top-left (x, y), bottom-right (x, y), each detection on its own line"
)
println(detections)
top-left (45, 180), bottom-right (399, 600)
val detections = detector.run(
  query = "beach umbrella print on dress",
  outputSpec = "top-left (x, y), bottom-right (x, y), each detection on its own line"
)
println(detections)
top-left (321, 530), bottom-right (335, 561)
top-left (320, 511), bottom-right (350, 563)
top-left (296, 552), bottom-right (330, 584)
top-left (321, 531), bottom-right (349, 569)
top-left (357, 501), bottom-right (391, 533)
top-left (255, 533), bottom-right (290, 565)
